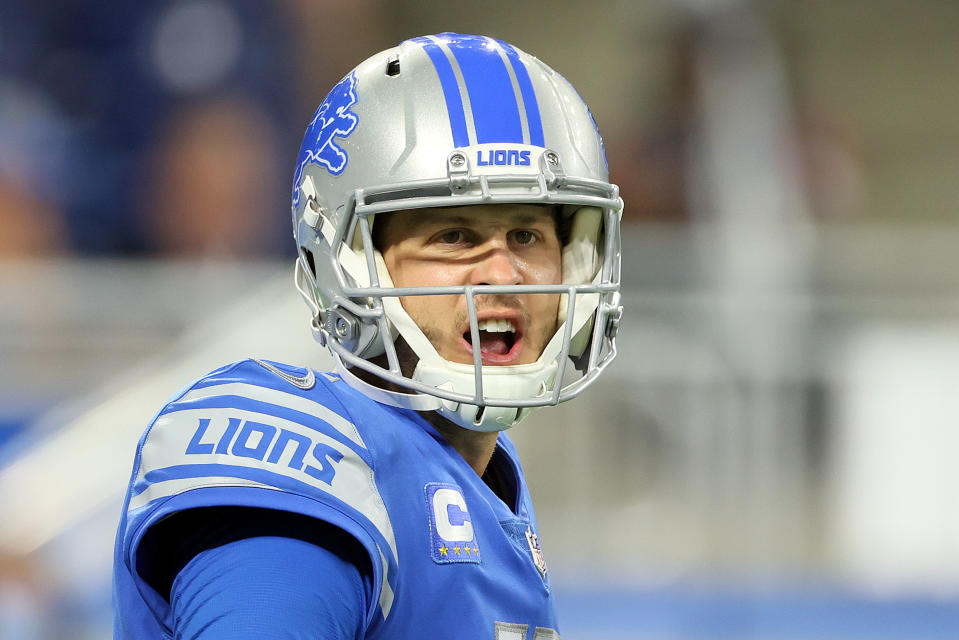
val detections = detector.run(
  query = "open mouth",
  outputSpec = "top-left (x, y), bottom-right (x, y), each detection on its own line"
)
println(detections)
top-left (462, 318), bottom-right (523, 363)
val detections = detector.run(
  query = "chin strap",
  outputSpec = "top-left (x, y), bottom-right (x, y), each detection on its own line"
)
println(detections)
top-left (332, 345), bottom-right (546, 431)
top-left (330, 348), bottom-right (442, 412)
top-left (413, 357), bottom-right (559, 431)
top-left (332, 348), bottom-right (534, 431)
top-left (438, 404), bottom-right (531, 432)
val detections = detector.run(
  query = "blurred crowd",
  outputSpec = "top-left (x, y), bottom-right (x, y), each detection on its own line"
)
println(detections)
top-left (0, 1), bottom-right (867, 260)
top-left (0, 0), bottom-right (402, 258)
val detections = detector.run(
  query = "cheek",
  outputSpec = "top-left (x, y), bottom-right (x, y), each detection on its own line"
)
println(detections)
top-left (538, 294), bottom-right (561, 334)
top-left (398, 294), bottom-right (460, 330)
top-left (523, 248), bottom-right (562, 285)
top-left (398, 294), bottom-right (428, 318)
top-left (388, 256), bottom-right (458, 288)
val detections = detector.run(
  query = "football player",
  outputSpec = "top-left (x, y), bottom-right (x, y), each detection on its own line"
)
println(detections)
top-left (114, 32), bottom-right (623, 639)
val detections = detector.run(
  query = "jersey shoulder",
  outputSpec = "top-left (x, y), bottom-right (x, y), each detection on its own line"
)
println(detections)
top-left (119, 358), bottom-right (400, 626)
top-left (129, 358), bottom-right (376, 509)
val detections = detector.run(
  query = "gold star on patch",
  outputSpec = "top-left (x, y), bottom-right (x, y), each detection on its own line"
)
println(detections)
top-left (464, 546), bottom-right (471, 555)
top-left (473, 546), bottom-right (479, 555)
top-left (439, 545), bottom-right (448, 556)
top-left (453, 545), bottom-right (461, 555)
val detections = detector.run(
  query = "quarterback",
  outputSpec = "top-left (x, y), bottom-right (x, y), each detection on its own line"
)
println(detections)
top-left (113, 33), bottom-right (623, 639)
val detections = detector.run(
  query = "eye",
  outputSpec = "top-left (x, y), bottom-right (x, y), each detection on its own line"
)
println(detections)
top-left (433, 229), bottom-right (469, 245)
top-left (510, 229), bottom-right (538, 246)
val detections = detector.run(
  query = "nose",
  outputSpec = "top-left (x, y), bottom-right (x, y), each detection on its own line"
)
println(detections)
top-left (470, 240), bottom-right (522, 286)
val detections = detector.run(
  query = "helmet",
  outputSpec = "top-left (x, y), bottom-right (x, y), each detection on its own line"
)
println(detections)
top-left (292, 33), bottom-right (623, 431)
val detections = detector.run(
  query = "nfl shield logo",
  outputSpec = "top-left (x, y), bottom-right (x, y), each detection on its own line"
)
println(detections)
top-left (525, 525), bottom-right (547, 579)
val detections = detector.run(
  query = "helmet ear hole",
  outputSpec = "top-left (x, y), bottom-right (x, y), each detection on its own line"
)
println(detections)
top-left (300, 247), bottom-right (317, 278)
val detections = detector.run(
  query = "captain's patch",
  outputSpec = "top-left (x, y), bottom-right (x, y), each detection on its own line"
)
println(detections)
top-left (426, 483), bottom-right (481, 564)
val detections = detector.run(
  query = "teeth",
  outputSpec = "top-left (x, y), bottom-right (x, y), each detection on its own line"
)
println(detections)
top-left (477, 319), bottom-right (515, 333)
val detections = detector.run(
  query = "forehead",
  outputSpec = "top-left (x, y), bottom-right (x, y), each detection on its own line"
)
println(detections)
top-left (381, 203), bottom-right (555, 234)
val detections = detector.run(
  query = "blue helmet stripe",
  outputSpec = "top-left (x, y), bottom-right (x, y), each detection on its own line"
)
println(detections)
top-left (411, 37), bottom-right (470, 148)
top-left (448, 35), bottom-right (524, 144)
top-left (497, 39), bottom-right (545, 147)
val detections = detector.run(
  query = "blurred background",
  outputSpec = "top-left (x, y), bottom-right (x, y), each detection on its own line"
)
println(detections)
top-left (2, 0), bottom-right (959, 637)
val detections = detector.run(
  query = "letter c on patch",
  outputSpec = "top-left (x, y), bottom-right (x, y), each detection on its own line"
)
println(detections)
top-left (432, 488), bottom-right (473, 542)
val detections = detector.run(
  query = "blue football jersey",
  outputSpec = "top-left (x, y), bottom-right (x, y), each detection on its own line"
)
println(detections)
top-left (113, 358), bottom-right (560, 639)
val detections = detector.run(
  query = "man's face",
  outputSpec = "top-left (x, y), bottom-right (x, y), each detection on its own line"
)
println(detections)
top-left (378, 204), bottom-right (562, 367)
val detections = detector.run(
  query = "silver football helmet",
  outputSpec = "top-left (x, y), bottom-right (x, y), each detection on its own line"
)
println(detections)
top-left (292, 33), bottom-right (623, 431)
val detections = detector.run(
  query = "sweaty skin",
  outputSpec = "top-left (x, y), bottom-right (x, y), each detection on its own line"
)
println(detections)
top-left (376, 203), bottom-right (562, 474)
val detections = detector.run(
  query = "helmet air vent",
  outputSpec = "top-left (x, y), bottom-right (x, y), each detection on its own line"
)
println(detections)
top-left (472, 405), bottom-right (486, 426)
top-left (386, 55), bottom-right (400, 77)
